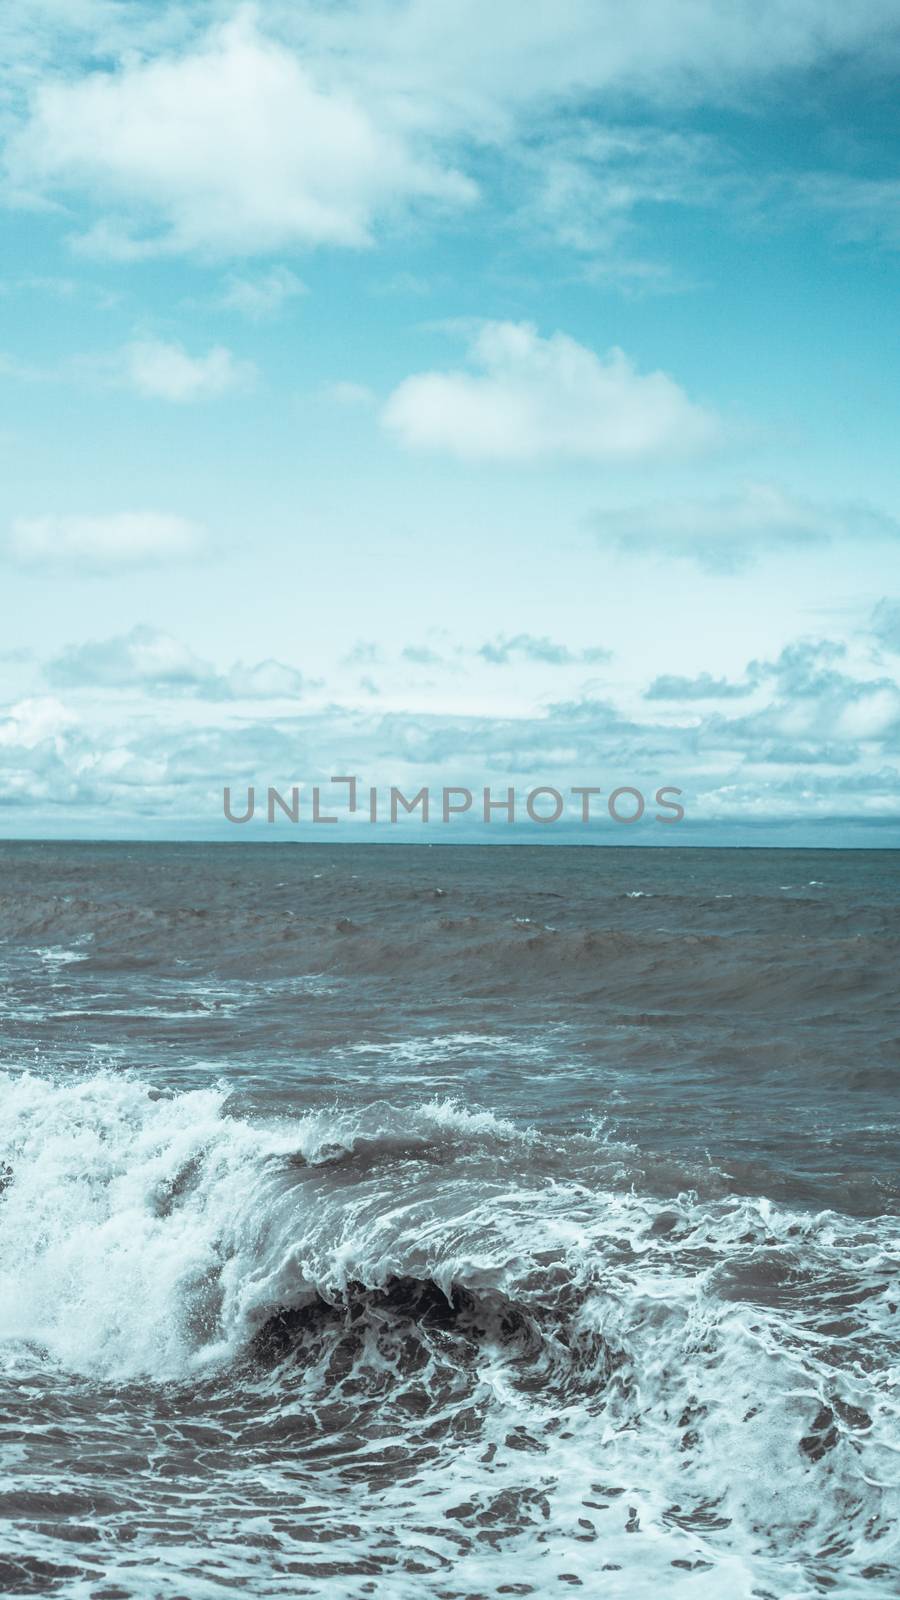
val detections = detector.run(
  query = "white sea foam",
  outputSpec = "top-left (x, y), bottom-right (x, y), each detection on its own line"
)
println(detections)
top-left (0, 1073), bottom-right (533, 1379)
top-left (30, 946), bottom-right (90, 965)
top-left (1, 1069), bottom-right (898, 1598)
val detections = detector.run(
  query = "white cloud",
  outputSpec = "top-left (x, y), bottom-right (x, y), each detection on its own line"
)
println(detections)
top-left (3, 3), bottom-right (899, 294)
top-left (5, 12), bottom-right (476, 259)
top-left (381, 320), bottom-right (717, 461)
top-left (5, 637), bottom-right (900, 833)
top-left (0, 337), bottom-right (252, 401)
top-left (120, 338), bottom-right (253, 402)
top-left (223, 658), bottom-right (308, 699)
top-left (48, 627), bottom-right (220, 693)
top-left (218, 265), bottom-right (307, 319)
top-left (6, 3), bottom-right (899, 128)
top-left (833, 688), bottom-right (900, 741)
top-left (479, 633), bottom-right (611, 665)
top-left (590, 484), bottom-right (900, 571)
top-left (6, 512), bottom-right (207, 572)
top-left (312, 0), bottom-right (900, 115)
top-left (645, 670), bottom-right (757, 701)
top-left (4, 3), bottom-right (900, 279)
top-left (0, 696), bottom-right (76, 750)
top-left (46, 626), bottom-right (310, 701)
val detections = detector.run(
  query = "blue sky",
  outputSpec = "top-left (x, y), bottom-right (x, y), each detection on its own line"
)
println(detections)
top-left (1, 0), bottom-right (900, 841)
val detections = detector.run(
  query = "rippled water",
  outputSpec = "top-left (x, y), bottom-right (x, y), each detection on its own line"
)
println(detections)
top-left (0, 843), bottom-right (898, 1597)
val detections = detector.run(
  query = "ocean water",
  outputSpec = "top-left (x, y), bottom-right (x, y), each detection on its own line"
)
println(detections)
top-left (0, 841), bottom-right (898, 1599)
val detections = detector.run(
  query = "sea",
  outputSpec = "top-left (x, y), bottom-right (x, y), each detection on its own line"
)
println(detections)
top-left (0, 842), bottom-right (897, 1599)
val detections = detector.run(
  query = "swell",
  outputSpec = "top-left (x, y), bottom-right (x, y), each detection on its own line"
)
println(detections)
top-left (4, 877), bottom-right (900, 1009)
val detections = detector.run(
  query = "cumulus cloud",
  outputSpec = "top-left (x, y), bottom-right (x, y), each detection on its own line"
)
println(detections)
top-left (0, 695), bottom-right (76, 750)
top-left (4, 12), bottom-right (476, 259)
top-left (6, 512), bottom-right (207, 572)
top-left (479, 633), bottom-right (611, 665)
top-left (224, 659), bottom-right (310, 699)
top-left (700, 639), bottom-right (900, 753)
top-left (118, 338), bottom-right (253, 401)
top-left (0, 695), bottom-right (87, 811)
top-left (4, 3), bottom-right (900, 286)
top-left (590, 483), bottom-right (900, 571)
top-left (217, 265), bottom-right (307, 320)
top-left (47, 627), bottom-right (220, 694)
top-left (382, 321), bottom-right (717, 461)
top-left (4, 622), bottom-right (900, 830)
top-left (757, 639), bottom-right (851, 700)
top-left (45, 626), bottom-right (309, 701)
top-left (0, 336), bottom-right (252, 400)
top-left (645, 670), bottom-right (758, 700)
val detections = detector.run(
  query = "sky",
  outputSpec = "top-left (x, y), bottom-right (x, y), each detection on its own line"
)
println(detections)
top-left (1, 0), bottom-right (900, 842)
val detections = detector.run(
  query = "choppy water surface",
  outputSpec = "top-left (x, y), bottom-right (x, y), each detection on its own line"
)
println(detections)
top-left (0, 843), bottom-right (898, 1598)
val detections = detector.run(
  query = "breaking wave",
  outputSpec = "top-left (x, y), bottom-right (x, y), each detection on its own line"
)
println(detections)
top-left (1, 1070), bottom-right (898, 1597)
